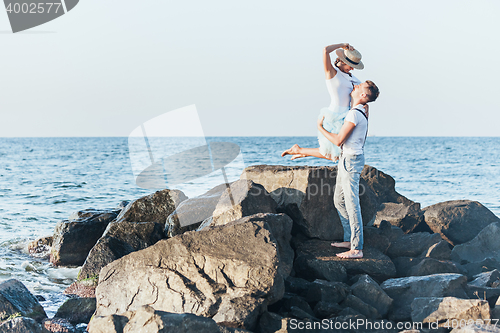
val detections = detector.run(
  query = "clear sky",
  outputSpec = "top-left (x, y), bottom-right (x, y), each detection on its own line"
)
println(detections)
top-left (1, 0), bottom-right (499, 137)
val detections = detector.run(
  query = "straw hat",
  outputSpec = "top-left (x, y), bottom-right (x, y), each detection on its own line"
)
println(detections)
top-left (335, 48), bottom-right (364, 70)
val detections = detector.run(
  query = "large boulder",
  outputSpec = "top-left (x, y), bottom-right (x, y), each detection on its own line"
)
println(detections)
top-left (94, 220), bottom-right (285, 330)
top-left (423, 200), bottom-right (500, 246)
top-left (295, 239), bottom-right (396, 282)
top-left (370, 202), bottom-right (423, 233)
top-left (115, 189), bottom-right (187, 227)
top-left (198, 180), bottom-right (277, 230)
top-left (411, 297), bottom-right (490, 327)
top-left (380, 273), bottom-right (468, 321)
top-left (241, 165), bottom-right (379, 240)
top-left (50, 209), bottom-right (120, 266)
top-left (386, 232), bottom-right (442, 259)
top-left (165, 184), bottom-right (227, 237)
top-left (207, 213), bottom-right (294, 277)
top-left (78, 221), bottom-right (164, 280)
top-left (88, 305), bottom-right (220, 333)
top-left (0, 279), bottom-right (46, 322)
top-left (407, 258), bottom-right (460, 276)
top-left (451, 223), bottom-right (500, 265)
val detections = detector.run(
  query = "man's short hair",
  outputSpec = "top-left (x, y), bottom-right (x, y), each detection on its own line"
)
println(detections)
top-left (365, 80), bottom-right (379, 103)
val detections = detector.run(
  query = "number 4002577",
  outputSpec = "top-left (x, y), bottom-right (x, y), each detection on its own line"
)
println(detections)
top-left (5, 2), bottom-right (62, 14)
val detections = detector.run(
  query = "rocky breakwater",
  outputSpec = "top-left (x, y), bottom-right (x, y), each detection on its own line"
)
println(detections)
top-left (20, 164), bottom-right (500, 333)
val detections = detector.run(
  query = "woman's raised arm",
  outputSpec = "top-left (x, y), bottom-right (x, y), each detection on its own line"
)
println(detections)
top-left (323, 43), bottom-right (353, 79)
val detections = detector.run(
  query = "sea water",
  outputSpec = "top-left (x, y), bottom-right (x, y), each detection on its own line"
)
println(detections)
top-left (0, 137), bottom-right (499, 316)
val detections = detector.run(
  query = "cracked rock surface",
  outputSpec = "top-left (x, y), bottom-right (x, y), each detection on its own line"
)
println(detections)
top-left (94, 220), bottom-right (285, 329)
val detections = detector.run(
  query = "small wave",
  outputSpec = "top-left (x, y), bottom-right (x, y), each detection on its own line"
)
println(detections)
top-left (52, 200), bottom-right (67, 204)
top-left (56, 184), bottom-right (83, 189)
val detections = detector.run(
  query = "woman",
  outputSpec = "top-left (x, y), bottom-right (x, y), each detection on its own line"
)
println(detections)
top-left (281, 43), bottom-right (365, 161)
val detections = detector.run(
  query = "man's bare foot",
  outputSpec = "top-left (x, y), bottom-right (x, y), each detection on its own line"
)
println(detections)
top-left (336, 249), bottom-right (363, 259)
top-left (331, 241), bottom-right (351, 249)
top-left (290, 154), bottom-right (307, 160)
top-left (281, 144), bottom-right (301, 157)
top-left (331, 156), bottom-right (339, 162)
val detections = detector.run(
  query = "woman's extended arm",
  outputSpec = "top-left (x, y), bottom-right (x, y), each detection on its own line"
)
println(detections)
top-left (317, 116), bottom-right (355, 147)
top-left (323, 43), bottom-right (353, 79)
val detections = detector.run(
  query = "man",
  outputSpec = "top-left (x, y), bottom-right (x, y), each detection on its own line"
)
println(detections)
top-left (317, 80), bottom-right (380, 259)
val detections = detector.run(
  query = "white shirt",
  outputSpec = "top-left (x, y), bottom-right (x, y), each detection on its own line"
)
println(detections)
top-left (342, 104), bottom-right (368, 155)
top-left (325, 65), bottom-right (361, 112)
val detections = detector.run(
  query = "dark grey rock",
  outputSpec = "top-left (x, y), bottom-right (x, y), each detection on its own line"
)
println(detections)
top-left (305, 280), bottom-right (349, 304)
top-left (380, 273), bottom-right (468, 321)
top-left (422, 240), bottom-right (452, 261)
top-left (281, 294), bottom-right (314, 317)
top-left (351, 274), bottom-right (393, 318)
top-left (470, 270), bottom-right (500, 288)
top-left (363, 226), bottom-right (391, 254)
top-left (296, 239), bottom-right (396, 282)
top-left (165, 183), bottom-right (227, 237)
top-left (392, 257), bottom-right (424, 277)
top-left (463, 259), bottom-right (500, 280)
top-left (284, 276), bottom-right (313, 296)
top-left (241, 165), bottom-right (381, 241)
top-left (198, 180), bottom-right (277, 230)
top-left (386, 232), bottom-right (442, 259)
top-left (50, 209), bottom-right (119, 266)
top-left (341, 295), bottom-right (380, 319)
top-left (0, 279), bottom-right (46, 322)
top-left (54, 297), bottom-right (96, 325)
top-left (423, 200), bottom-right (500, 246)
top-left (115, 189), bottom-right (187, 227)
top-left (451, 222), bottom-right (500, 264)
top-left (313, 301), bottom-right (343, 319)
top-left (407, 258), bottom-right (460, 276)
top-left (289, 306), bottom-right (318, 321)
top-left (258, 312), bottom-right (283, 333)
top-left (294, 253), bottom-right (347, 283)
top-left (78, 221), bottom-right (164, 280)
top-left (371, 202), bottom-right (423, 234)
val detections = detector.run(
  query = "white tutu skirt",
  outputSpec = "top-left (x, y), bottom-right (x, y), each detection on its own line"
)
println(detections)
top-left (317, 107), bottom-right (349, 160)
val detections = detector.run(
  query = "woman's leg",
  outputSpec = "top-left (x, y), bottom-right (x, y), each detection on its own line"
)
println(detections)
top-left (282, 145), bottom-right (330, 160)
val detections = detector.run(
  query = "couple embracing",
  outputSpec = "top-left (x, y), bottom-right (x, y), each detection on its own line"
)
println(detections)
top-left (282, 43), bottom-right (380, 259)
